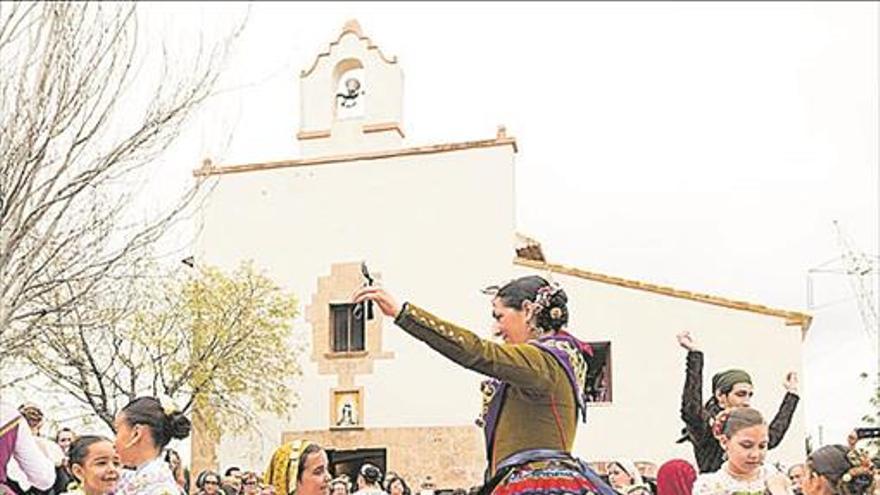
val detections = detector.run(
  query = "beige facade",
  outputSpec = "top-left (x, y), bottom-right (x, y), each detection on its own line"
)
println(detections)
top-left (195, 20), bottom-right (810, 488)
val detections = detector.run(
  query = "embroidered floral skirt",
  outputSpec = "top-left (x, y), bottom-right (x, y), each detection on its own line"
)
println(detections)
top-left (489, 458), bottom-right (610, 495)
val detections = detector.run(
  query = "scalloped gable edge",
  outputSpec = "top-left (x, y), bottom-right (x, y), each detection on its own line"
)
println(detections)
top-left (301, 25), bottom-right (397, 78)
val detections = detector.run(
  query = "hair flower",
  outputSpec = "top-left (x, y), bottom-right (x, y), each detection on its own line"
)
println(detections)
top-left (158, 394), bottom-right (179, 416)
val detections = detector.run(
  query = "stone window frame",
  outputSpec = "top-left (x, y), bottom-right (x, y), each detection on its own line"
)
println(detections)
top-left (306, 262), bottom-right (393, 379)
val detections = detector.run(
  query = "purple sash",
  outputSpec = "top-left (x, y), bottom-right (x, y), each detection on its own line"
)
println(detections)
top-left (532, 334), bottom-right (590, 422)
top-left (478, 378), bottom-right (508, 470)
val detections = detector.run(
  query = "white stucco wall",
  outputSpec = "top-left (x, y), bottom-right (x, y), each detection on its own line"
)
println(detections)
top-left (199, 143), bottom-right (516, 468)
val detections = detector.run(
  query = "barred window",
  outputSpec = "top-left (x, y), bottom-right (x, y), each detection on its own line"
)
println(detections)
top-left (330, 303), bottom-right (365, 353)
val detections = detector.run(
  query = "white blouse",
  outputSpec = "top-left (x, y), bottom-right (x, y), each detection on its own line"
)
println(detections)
top-left (692, 463), bottom-right (786, 495)
top-left (116, 457), bottom-right (182, 495)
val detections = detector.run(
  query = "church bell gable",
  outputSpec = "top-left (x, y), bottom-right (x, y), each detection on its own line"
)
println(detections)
top-left (298, 20), bottom-right (404, 156)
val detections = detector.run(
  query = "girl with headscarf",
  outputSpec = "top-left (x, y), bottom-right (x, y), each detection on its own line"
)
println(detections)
top-left (802, 445), bottom-right (874, 495)
top-left (656, 459), bottom-right (696, 495)
top-left (607, 460), bottom-right (652, 495)
top-left (264, 440), bottom-right (331, 495)
top-left (353, 275), bottom-right (616, 495)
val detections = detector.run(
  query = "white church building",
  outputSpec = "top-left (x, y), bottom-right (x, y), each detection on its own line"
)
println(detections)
top-left (194, 20), bottom-right (811, 489)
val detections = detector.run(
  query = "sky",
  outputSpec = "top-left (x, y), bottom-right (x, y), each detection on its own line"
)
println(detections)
top-left (13, 1), bottom-right (875, 456)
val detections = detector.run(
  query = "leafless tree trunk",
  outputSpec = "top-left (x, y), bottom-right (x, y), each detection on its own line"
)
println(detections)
top-left (0, 2), bottom-right (245, 358)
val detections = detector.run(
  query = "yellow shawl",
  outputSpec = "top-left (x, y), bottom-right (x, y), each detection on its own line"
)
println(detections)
top-left (265, 439), bottom-right (313, 495)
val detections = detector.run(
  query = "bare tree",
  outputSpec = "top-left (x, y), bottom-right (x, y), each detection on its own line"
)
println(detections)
top-left (0, 2), bottom-right (244, 357)
top-left (23, 260), bottom-right (302, 434)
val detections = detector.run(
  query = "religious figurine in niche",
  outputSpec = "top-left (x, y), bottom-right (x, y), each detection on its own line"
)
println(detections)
top-left (336, 77), bottom-right (364, 109)
top-left (336, 400), bottom-right (358, 426)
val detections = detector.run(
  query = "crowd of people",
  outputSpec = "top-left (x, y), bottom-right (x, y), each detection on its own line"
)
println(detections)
top-left (1, 275), bottom-right (877, 495)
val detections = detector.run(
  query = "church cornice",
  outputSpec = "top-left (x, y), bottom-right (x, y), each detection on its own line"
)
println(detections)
top-left (193, 134), bottom-right (517, 177)
top-left (296, 122), bottom-right (406, 141)
top-left (301, 20), bottom-right (398, 78)
top-left (514, 257), bottom-right (813, 332)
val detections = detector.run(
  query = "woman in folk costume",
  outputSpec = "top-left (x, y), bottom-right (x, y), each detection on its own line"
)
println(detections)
top-left (113, 396), bottom-right (190, 495)
top-left (353, 275), bottom-right (617, 495)
top-left (265, 440), bottom-right (331, 495)
top-left (0, 402), bottom-right (55, 495)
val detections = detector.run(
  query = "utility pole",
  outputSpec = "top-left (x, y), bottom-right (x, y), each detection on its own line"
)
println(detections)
top-left (807, 221), bottom-right (879, 361)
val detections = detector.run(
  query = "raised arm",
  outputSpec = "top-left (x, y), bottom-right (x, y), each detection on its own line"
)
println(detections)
top-left (678, 331), bottom-right (707, 436)
top-left (353, 286), bottom-right (557, 389)
top-left (768, 372), bottom-right (800, 449)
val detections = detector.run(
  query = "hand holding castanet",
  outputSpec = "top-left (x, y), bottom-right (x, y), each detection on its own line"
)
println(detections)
top-left (352, 285), bottom-right (401, 319)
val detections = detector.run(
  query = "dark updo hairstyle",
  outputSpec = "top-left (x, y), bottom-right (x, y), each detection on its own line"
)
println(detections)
top-left (297, 443), bottom-right (324, 482)
top-left (495, 275), bottom-right (569, 332)
top-left (808, 445), bottom-right (874, 495)
top-left (68, 435), bottom-right (113, 480)
top-left (119, 396), bottom-right (191, 448)
top-left (359, 463), bottom-right (383, 485)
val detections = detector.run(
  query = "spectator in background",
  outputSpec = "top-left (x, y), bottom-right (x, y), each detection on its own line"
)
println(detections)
top-left (384, 473), bottom-right (410, 495)
top-left (788, 464), bottom-right (806, 495)
top-left (164, 448), bottom-right (187, 492)
top-left (331, 476), bottom-right (351, 495)
top-left (353, 464), bottom-right (384, 495)
top-left (418, 477), bottom-right (435, 495)
top-left (0, 401), bottom-right (55, 494)
top-left (55, 427), bottom-right (77, 491)
top-left (607, 460), bottom-right (652, 495)
top-left (225, 468), bottom-right (243, 482)
top-left (222, 476), bottom-right (242, 495)
top-left (195, 471), bottom-right (222, 495)
top-left (656, 460), bottom-right (696, 495)
top-left (55, 429), bottom-right (75, 457)
top-left (241, 472), bottom-right (260, 495)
